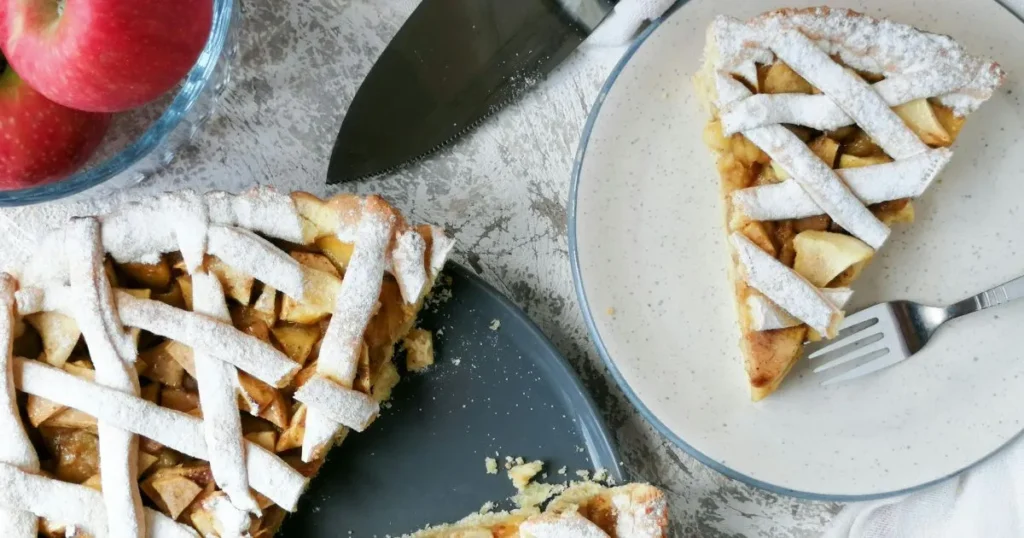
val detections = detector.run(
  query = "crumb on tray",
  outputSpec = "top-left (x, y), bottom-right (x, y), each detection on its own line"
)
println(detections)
top-left (403, 328), bottom-right (435, 372)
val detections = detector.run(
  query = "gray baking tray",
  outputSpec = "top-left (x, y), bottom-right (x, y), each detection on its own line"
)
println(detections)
top-left (279, 262), bottom-right (623, 536)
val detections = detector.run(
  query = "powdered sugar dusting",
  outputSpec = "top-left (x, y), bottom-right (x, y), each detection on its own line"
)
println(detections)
top-left (101, 197), bottom-right (179, 265)
top-left (748, 288), bottom-right (853, 331)
top-left (731, 232), bottom-right (840, 335)
top-left (115, 292), bottom-right (299, 388)
top-left (66, 218), bottom-right (145, 538)
top-left (709, 8), bottom-right (1005, 115)
top-left (302, 199), bottom-right (394, 462)
top-left (206, 226), bottom-right (306, 299)
top-left (767, 28), bottom-right (927, 160)
top-left (722, 93), bottom-right (854, 134)
top-left (0, 188), bottom-right (455, 532)
top-left (713, 75), bottom-right (890, 247)
top-left (14, 357), bottom-right (307, 511)
top-left (392, 230), bottom-right (428, 304)
top-left (612, 490), bottom-right (668, 538)
top-left (0, 463), bottom-right (197, 538)
top-left (723, 77), bottom-right (983, 134)
top-left (220, 187), bottom-right (305, 243)
top-left (732, 149), bottom-right (951, 221)
top-left (202, 493), bottom-right (252, 538)
top-left (294, 376), bottom-right (380, 432)
top-left (519, 510), bottom-right (610, 537)
top-left (191, 273), bottom-right (260, 515)
top-left (428, 227), bottom-right (456, 279)
top-left (0, 275), bottom-right (38, 537)
top-left (742, 123), bottom-right (890, 248)
top-left (161, 191), bottom-right (209, 273)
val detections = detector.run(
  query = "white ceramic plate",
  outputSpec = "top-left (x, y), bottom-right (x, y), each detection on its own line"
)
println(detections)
top-left (571, 0), bottom-right (1024, 499)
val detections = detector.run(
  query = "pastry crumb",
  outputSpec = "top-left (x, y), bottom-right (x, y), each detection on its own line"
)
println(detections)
top-left (489, 319), bottom-right (501, 331)
top-left (557, 466), bottom-right (567, 475)
top-left (451, 358), bottom-right (461, 366)
top-left (593, 468), bottom-right (609, 482)
top-left (513, 482), bottom-right (564, 510)
top-left (371, 361), bottom-right (400, 403)
top-left (479, 501), bottom-right (495, 514)
top-left (508, 460), bottom-right (544, 491)
top-left (485, 457), bottom-right (498, 475)
top-left (403, 329), bottom-right (435, 372)
top-left (575, 470), bottom-right (591, 480)
top-left (606, 307), bottom-right (615, 315)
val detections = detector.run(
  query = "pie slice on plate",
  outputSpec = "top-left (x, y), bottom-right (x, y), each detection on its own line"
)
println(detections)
top-left (694, 7), bottom-right (1005, 400)
top-left (0, 188), bottom-right (453, 537)
top-left (407, 482), bottom-right (668, 537)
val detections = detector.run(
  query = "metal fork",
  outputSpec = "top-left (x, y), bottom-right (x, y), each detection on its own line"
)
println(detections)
top-left (809, 273), bottom-right (1024, 385)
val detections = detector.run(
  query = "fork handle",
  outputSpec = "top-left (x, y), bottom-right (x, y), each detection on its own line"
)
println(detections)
top-left (948, 274), bottom-right (1024, 319)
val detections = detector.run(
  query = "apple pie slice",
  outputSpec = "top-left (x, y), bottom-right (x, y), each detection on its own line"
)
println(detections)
top-left (0, 187), bottom-right (453, 537)
top-left (408, 482), bottom-right (668, 538)
top-left (694, 7), bottom-right (1005, 399)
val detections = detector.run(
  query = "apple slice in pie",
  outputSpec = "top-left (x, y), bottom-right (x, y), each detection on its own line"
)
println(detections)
top-left (0, 188), bottom-right (453, 537)
top-left (694, 7), bottom-right (1005, 400)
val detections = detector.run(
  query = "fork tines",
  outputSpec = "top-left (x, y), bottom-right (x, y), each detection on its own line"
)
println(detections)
top-left (808, 305), bottom-right (906, 385)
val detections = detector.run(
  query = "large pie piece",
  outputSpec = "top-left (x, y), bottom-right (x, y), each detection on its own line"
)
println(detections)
top-left (0, 187), bottom-right (453, 537)
top-left (694, 7), bottom-right (1005, 400)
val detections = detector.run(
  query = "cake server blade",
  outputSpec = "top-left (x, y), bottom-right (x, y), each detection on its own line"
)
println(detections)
top-left (326, 0), bottom-right (614, 183)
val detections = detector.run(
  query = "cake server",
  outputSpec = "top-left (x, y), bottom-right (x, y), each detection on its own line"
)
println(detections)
top-left (326, 0), bottom-right (615, 183)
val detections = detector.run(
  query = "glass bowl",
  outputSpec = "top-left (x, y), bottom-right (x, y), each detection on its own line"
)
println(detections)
top-left (0, 0), bottom-right (238, 207)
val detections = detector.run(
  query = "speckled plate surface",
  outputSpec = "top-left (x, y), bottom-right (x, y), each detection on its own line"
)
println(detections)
top-left (571, 0), bottom-right (1024, 499)
top-left (279, 263), bottom-right (623, 536)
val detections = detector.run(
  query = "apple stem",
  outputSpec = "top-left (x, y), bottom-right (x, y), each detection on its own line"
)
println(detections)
top-left (56, 0), bottom-right (65, 17)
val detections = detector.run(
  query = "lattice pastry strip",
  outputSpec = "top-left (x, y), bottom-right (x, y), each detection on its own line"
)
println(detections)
top-left (715, 73), bottom-right (890, 249)
top-left (731, 233), bottom-right (840, 336)
top-left (302, 197), bottom-right (393, 462)
top-left (190, 272), bottom-right (260, 515)
top-left (747, 288), bottom-right (853, 332)
top-left (721, 76), bottom-right (970, 134)
top-left (0, 188), bottom-right (454, 537)
top-left (519, 511), bottom-right (609, 537)
top-left (764, 28), bottom-right (929, 160)
top-left (13, 318), bottom-right (306, 507)
top-left (732, 149), bottom-right (951, 221)
top-left (0, 275), bottom-right (39, 538)
top-left (67, 218), bottom-right (147, 537)
top-left (0, 463), bottom-right (196, 538)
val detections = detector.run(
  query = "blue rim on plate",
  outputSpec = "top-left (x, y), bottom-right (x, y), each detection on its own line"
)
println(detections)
top-left (443, 263), bottom-right (625, 481)
top-left (0, 0), bottom-right (235, 206)
top-left (568, 0), bottom-right (1024, 502)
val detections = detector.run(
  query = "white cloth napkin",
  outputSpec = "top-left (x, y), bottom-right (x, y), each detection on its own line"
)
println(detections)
top-left (824, 436), bottom-right (1024, 537)
top-left (585, 0), bottom-right (677, 47)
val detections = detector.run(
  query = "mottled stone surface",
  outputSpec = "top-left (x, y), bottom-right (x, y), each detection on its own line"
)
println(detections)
top-left (15, 0), bottom-right (844, 535)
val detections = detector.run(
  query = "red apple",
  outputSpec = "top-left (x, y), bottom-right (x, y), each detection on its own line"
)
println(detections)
top-left (0, 0), bottom-right (213, 113)
top-left (0, 60), bottom-right (110, 189)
